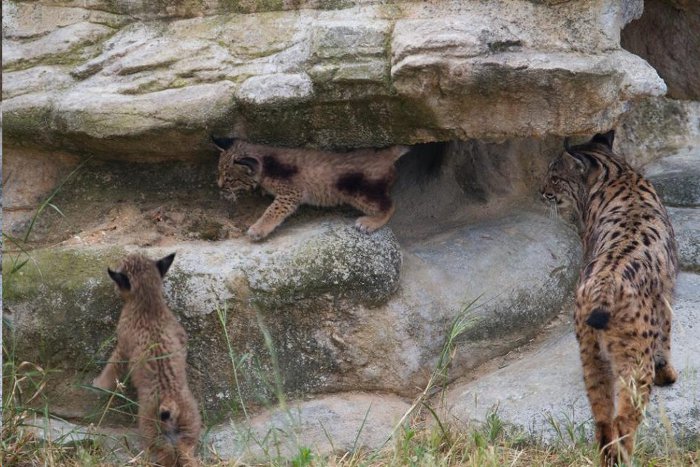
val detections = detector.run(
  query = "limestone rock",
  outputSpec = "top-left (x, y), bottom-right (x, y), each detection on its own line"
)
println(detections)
top-left (616, 98), bottom-right (700, 168)
top-left (443, 272), bottom-right (700, 446)
top-left (2, 22), bottom-right (115, 69)
top-left (640, 144), bottom-right (700, 272)
top-left (2, 208), bottom-right (579, 420)
top-left (644, 147), bottom-right (700, 208)
top-left (210, 392), bottom-right (410, 461)
top-left (2, 0), bottom-right (665, 158)
top-left (622, 0), bottom-right (700, 100)
top-left (668, 208), bottom-right (700, 273)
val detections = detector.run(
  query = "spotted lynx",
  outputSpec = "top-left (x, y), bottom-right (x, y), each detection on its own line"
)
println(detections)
top-left (541, 131), bottom-right (678, 466)
top-left (93, 253), bottom-right (201, 467)
top-left (213, 137), bottom-right (409, 241)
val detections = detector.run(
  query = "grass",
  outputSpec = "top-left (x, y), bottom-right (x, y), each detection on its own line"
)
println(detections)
top-left (4, 295), bottom-right (699, 466)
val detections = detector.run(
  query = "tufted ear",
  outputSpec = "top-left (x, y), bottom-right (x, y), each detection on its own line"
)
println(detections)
top-left (235, 157), bottom-right (260, 174)
top-left (211, 135), bottom-right (236, 152)
top-left (563, 138), bottom-right (590, 174)
top-left (108, 268), bottom-right (131, 291)
top-left (564, 151), bottom-right (589, 174)
top-left (156, 253), bottom-right (176, 278)
top-left (590, 130), bottom-right (615, 150)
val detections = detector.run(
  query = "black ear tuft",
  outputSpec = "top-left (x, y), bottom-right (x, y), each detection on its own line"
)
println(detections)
top-left (591, 130), bottom-right (615, 149)
top-left (563, 137), bottom-right (573, 153)
top-left (235, 157), bottom-right (260, 173)
top-left (156, 253), bottom-right (176, 278)
top-left (108, 268), bottom-right (131, 291)
top-left (211, 135), bottom-right (236, 151)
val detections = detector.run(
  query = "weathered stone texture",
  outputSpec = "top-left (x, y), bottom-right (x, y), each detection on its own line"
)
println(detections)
top-left (2, 0), bottom-right (663, 158)
top-left (622, 0), bottom-right (700, 100)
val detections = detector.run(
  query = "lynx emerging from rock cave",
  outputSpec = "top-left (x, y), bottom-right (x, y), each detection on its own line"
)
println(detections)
top-left (93, 253), bottom-right (202, 467)
top-left (541, 131), bottom-right (678, 466)
top-left (213, 137), bottom-right (409, 241)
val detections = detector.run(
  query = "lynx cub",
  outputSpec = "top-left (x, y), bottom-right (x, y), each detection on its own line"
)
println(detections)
top-left (93, 253), bottom-right (201, 467)
top-left (213, 137), bottom-right (409, 241)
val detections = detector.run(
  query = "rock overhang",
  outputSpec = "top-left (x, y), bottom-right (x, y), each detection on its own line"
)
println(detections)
top-left (2, 0), bottom-right (664, 159)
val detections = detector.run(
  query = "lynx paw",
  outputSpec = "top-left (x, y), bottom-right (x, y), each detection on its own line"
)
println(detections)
top-left (355, 216), bottom-right (384, 234)
top-left (246, 225), bottom-right (267, 242)
top-left (654, 361), bottom-right (678, 386)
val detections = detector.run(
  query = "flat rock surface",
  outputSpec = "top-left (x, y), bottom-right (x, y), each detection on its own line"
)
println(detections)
top-left (443, 272), bottom-right (700, 446)
top-left (210, 392), bottom-right (411, 461)
top-left (644, 146), bottom-right (700, 208)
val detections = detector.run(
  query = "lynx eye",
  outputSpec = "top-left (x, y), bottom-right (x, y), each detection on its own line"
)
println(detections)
top-left (552, 177), bottom-right (560, 185)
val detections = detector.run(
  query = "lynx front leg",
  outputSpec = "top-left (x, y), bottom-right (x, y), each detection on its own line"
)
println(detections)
top-left (92, 347), bottom-right (126, 391)
top-left (247, 193), bottom-right (302, 241)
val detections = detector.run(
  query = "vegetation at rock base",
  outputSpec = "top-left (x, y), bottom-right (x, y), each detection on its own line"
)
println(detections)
top-left (2, 375), bottom-right (699, 467)
top-left (3, 295), bottom-right (698, 466)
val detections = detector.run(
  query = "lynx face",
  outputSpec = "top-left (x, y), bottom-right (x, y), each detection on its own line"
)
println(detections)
top-left (216, 140), bottom-right (261, 201)
top-left (540, 153), bottom-right (584, 210)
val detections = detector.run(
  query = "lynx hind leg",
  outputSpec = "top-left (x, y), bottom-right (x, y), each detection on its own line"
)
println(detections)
top-left (607, 333), bottom-right (654, 466)
top-left (653, 296), bottom-right (677, 386)
top-left (351, 198), bottom-right (395, 234)
top-left (577, 328), bottom-right (615, 464)
top-left (176, 438), bottom-right (202, 467)
top-left (175, 404), bottom-right (202, 467)
top-left (155, 446), bottom-right (178, 467)
top-left (138, 404), bottom-right (171, 465)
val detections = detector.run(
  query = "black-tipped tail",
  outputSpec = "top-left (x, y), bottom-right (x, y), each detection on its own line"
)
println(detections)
top-left (586, 307), bottom-right (610, 330)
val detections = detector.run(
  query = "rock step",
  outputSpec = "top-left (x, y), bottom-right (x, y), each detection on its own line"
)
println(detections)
top-left (668, 208), bottom-right (700, 273)
top-left (3, 208), bottom-right (580, 421)
top-left (641, 146), bottom-right (700, 272)
top-left (644, 146), bottom-right (700, 208)
top-left (210, 392), bottom-right (411, 461)
top-left (444, 272), bottom-right (700, 447)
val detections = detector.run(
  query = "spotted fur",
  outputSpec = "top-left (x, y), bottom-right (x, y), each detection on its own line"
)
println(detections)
top-left (214, 137), bottom-right (409, 241)
top-left (93, 253), bottom-right (201, 467)
top-left (541, 131), bottom-right (678, 466)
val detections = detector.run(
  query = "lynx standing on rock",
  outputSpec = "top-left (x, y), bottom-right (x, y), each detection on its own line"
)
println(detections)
top-left (213, 137), bottom-right (409, 241)
top-left (541, 131), bottom-right (678, 466)
top-left (93, 253), bottom-right (202, 467)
